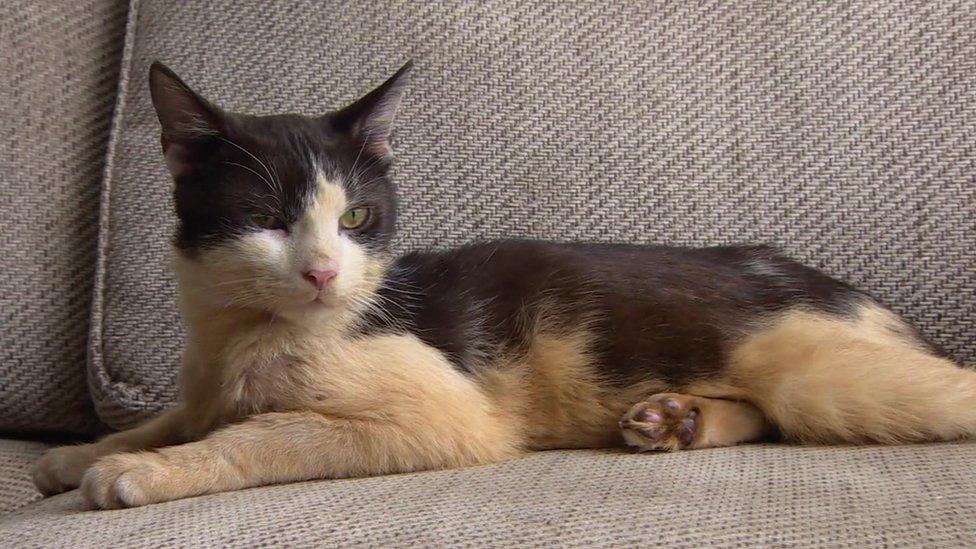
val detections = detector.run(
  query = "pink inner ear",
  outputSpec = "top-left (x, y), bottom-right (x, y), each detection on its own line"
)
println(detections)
top-left (164, 143), bottom-right (193, 177)
top-left (367, 141), bottom-right (393, 158)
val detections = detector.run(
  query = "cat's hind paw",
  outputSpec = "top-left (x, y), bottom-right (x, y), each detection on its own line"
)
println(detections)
top-left (619, 393), bottom-right (700, 451)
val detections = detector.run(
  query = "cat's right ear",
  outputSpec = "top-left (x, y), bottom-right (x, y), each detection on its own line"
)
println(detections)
top-left (149, 61), bottom-right (223, 177)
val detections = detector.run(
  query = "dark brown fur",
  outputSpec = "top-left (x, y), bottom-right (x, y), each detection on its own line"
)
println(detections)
top-left (361, 240), bottom-right (941, 387)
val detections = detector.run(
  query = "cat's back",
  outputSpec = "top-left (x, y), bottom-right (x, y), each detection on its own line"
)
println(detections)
top-left (393, 239), bottom-right (861, 314)
top-left (365, 240), bottom-right (877, 381)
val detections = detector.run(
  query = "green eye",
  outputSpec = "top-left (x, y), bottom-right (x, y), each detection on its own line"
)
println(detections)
top-left (340, 207), bottom-right (370, 230)
top-left (250, 214), bottom-right (286, 231)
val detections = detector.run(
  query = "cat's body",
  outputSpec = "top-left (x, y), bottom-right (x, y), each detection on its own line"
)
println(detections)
top-left (34, 62), bottom-right (974, 509)
top-left (364, 240), bottom-right (912, 381)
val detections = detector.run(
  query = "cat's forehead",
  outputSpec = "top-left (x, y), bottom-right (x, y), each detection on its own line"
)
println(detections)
top-left (308, 170), bottom-right (349, 222)
top-left (226, 114), bottom-right (365, 192)
top-left (230, 116), bottom-right (321, 171)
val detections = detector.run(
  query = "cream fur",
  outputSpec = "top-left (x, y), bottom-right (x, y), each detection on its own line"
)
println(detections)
top-left (722, 303), bottom-right (976, 444)
top-left (475, 329), bottom-right (670, 450)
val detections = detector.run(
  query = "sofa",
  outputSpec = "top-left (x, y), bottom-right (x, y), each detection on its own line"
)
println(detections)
top-left (2, 0), bottom-right (975, 546)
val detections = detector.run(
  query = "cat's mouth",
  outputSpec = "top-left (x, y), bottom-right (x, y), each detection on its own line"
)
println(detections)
top-left (303, 290), bottom-right (342, 309)
top-left (272, 282), bottom-right (350, 314)
top-left (283, 297), bottom-right (333, 315)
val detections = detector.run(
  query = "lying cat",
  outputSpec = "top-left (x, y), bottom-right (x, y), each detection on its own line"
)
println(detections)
top-left (34, 61), bottom-right (973, 509)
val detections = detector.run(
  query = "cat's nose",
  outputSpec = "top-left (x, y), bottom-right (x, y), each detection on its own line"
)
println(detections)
top-left (303, 268), bottom-right (337, 290)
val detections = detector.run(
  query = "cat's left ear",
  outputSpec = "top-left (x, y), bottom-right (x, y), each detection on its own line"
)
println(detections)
top-left (332, 61), bottom-right (413, 159)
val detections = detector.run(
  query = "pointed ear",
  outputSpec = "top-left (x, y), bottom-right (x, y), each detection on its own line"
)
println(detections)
top-left (333, 61), bottom-right (413, 159)
top-left (148, 61), bottom-right (223, 176)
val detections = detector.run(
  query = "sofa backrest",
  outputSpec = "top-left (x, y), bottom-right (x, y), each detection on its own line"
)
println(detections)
top-left (0, 0), bottom-right (128, 434)
top-left (90, 0), bottom-right (976, 429)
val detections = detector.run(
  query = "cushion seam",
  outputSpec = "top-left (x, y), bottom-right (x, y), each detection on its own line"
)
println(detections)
top-left (88, 0), bottom-right (161, 420)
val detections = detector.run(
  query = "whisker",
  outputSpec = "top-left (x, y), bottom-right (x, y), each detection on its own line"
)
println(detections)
top-left (372, 293), bottom-right (414, 318)
top-left (350, 157), bottom-right (387, 189)
top-left (222, 162), bottom-right (279, 201)
top-left (219, 137), bottom-right (280, 194)
top-left (266, 156), bottom-right (284, 195)
top-left (346, 127), bottom-right (374, 187)
top-left (209, 277), bottom-right (267, 288)
top-left (379, 278), bottom-right (426, 294)
top-left (349, 293), bottom-right (401, 329)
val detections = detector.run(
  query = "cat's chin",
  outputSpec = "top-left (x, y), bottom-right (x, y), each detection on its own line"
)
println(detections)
top-left (271, 296), bottom-right (347, 324)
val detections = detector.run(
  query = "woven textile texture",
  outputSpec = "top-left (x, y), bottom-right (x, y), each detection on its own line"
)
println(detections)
top-left (93, 0), bottom-right (976, 428)
top-left (2, 445), bottom-right (975, 546)
top-left (0, 439), bottom-right (47, 515)
top-left (0, 0), bottom-right (128, 433)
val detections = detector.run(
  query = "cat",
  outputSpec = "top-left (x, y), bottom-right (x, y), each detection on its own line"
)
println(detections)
top-left (33, 61), bottom-right (975, 509)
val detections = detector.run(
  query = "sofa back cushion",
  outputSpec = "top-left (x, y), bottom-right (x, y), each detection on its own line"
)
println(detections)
top-left (0, 0), bottom-right (128, 433)
top-left (94, 0), bottom-right (976, 428)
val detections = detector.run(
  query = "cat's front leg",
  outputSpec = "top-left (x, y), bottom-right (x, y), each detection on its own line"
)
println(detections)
top-left (33, 405), bottom-right (190, 496)
top-left (82, 406), bottom-right (521, 509)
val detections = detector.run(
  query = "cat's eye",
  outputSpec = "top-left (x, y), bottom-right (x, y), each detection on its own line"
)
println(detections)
top-left (340, 208), bottom-right (370, 230)
top-left (250, 214), bottom-right (286, 232)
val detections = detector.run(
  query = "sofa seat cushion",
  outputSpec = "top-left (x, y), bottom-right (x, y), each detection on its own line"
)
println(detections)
top-left (2, 444), bottom-right (975, 546)
top-left (0, 440), bottom-right (48, 515)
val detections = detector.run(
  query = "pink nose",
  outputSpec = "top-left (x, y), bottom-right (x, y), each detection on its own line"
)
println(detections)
top-left (303, 269), bottom-right (337, 290)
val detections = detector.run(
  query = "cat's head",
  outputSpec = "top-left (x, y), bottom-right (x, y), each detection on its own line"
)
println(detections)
top-left (149, 61), bottom-right (411, 322)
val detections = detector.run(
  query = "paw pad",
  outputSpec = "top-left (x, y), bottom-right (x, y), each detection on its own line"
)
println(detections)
top-left (620, 394), bottom-right (701, 451)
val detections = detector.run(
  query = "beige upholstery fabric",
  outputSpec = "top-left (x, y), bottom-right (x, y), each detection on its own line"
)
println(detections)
top-left (2, 444), bottom-right (975, 546)
top-left (0, 0), bottom-right (128, 433)
top-left (92, 0), bottom-right (976, 428)
top-left (0, 440), bottom-right (48, 515)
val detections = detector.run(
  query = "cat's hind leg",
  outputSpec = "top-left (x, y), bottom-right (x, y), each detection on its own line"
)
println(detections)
top-left (723, 303), bottom-right (976, 445)
top-left (619, 393), bottom-right (772, 451)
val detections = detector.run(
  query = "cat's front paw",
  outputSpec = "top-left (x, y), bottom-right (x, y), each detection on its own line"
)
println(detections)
top-left (81, 452), bottom-right (176, 509)
top-left (33, 444), bottom-right (98, 496)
